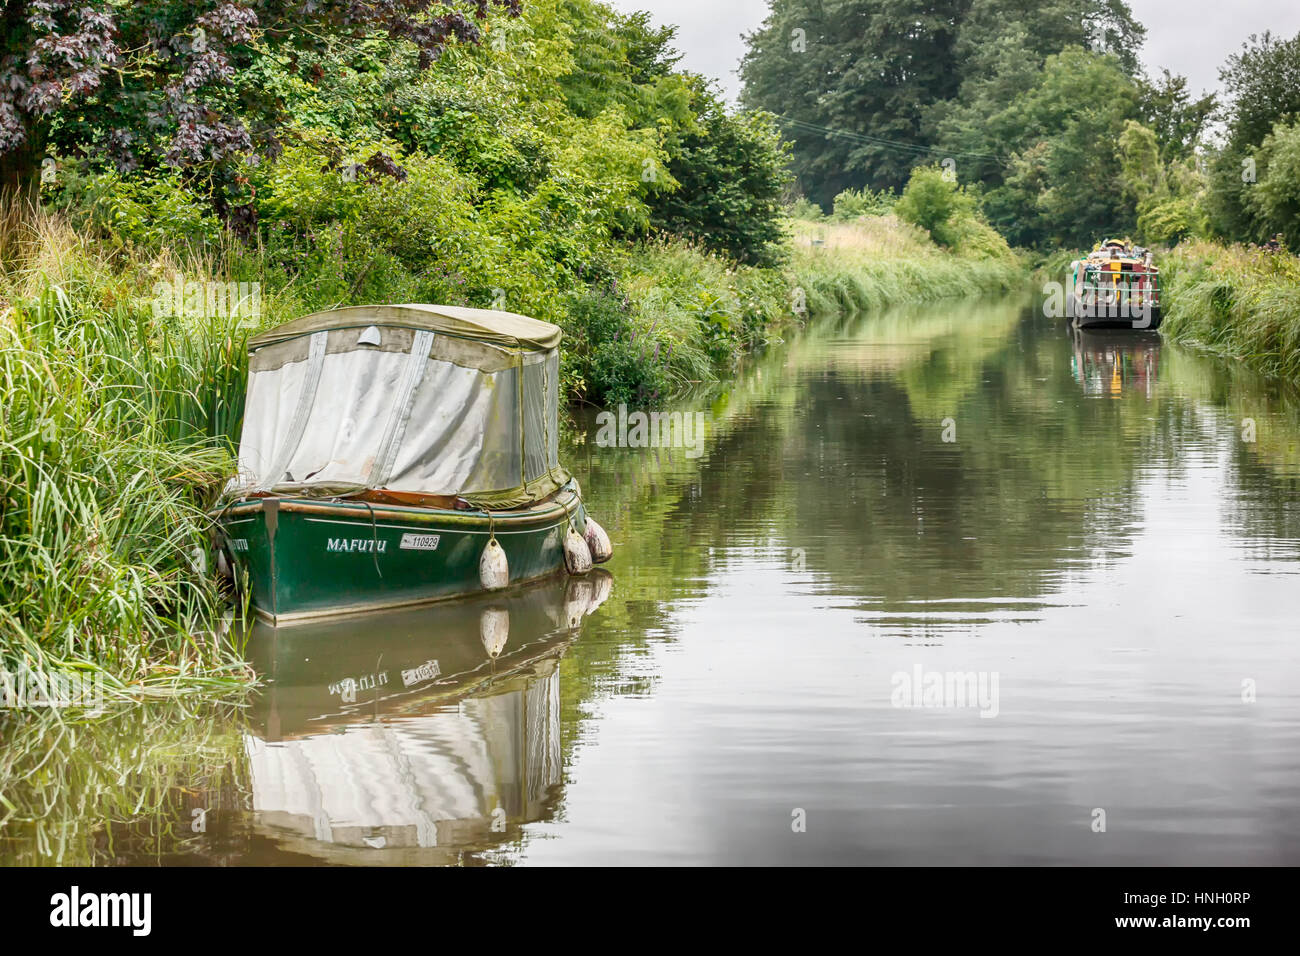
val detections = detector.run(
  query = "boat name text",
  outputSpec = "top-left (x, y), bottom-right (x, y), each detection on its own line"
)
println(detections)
top-left (327, 537), bottom-right (388, 553)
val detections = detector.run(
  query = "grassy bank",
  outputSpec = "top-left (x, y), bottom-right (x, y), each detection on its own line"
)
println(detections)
top-left (0, 203), bottom-right (255, 698)
top-left (789, 217), bottom-right (1026, 315)
top-left (1160, 239), bottom-right (1300, 382)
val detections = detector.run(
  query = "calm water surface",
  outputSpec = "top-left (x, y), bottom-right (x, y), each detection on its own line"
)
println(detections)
top-left (4, 296), bottom-right (1300, 865)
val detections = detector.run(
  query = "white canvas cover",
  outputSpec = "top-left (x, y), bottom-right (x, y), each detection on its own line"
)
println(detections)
top-left (229, 311), bottom-right (564, 505)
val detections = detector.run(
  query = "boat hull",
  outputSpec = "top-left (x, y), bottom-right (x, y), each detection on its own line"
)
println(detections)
top-left (214, 484), bottom-right (591, 625)
top-left (1071, 307), bottom-right (1162, 331)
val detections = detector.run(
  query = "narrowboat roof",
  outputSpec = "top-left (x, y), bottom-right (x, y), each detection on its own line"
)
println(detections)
top-left (249, 304), bottom-right (563, 352)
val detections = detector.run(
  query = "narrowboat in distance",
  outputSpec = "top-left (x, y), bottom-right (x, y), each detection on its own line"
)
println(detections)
top-left (213, 304), bottom-right (612, 626)
top-left (1066, 238), bottom-right (1162, 330)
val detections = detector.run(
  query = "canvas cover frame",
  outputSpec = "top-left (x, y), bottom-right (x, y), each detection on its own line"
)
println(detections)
top-left (229, 305), bottom-right (567, 509)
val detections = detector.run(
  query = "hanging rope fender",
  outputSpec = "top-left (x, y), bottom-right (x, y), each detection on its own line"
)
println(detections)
top-left (479, 512), bottom-right (509, 590)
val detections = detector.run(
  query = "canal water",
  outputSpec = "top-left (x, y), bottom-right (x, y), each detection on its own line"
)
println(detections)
top-left (4, 295), bottom-right (1299, 865)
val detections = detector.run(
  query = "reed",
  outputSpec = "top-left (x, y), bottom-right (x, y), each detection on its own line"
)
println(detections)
top-left (1161, 239), bottom-right (1300, 382)
top-left (0, 195), bottom-right (255, 698)
top-left (789, 217), bottom-right (1026, 317)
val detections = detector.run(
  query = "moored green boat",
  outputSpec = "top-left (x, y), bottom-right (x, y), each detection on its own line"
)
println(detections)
top-left (213, 304), bottom-right (612, 625)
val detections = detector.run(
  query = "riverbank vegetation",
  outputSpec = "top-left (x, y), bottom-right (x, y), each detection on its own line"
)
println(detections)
top-left (1160, 241), bottom-right (1300, 382)
top-left (788, 206), bottom-right (1023, 317)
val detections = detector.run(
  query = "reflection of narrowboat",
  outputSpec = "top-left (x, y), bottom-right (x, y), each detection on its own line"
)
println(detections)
top-left (213, 305), bottom-right (612, 625)
top-left (243, 572), bottom-right (611, 864)
top-left (1066, 239), bottom-right (1161, 330)
top-left (1069, 328), bottom-right (1161, 398)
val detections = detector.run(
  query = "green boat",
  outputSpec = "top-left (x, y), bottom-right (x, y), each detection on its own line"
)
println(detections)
top-left (1066, 238), bottom-right (1162, 330)
top-left (213, 304), bottom-right (612, 625)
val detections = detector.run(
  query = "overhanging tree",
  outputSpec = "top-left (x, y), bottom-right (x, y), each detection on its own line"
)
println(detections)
top-left (0, 0), bottom-right (521, 199)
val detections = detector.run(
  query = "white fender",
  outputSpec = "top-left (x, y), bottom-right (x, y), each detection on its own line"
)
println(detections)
top-left (563, 526), bottom-right (592, 575)
top-left (479, 537), bottom-right (509, 590)
top-left (583, 515), bottom-right (613, 563)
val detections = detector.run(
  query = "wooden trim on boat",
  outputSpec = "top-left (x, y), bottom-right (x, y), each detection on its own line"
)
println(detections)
top-left (218, 487), bottom-right (582, 530)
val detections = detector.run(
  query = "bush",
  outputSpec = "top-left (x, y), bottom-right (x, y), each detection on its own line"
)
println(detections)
top-left (787, 197), bottom-right (825, 221)
top-left (559, 289), bottom-right (671, 405)
top-left (49, 166), bottom-right (225, 251)
top-left (831, 187), bottom-right (897, 220)
top-left (893, 166), bottom-right (979, 248)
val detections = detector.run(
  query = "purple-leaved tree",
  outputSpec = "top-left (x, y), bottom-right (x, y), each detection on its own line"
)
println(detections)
top-left (0, 1), bottom-right (520, 196)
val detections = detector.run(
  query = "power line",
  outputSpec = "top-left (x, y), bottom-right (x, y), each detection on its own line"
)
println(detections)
top-left (776, 115), bottom-right (1011, 168)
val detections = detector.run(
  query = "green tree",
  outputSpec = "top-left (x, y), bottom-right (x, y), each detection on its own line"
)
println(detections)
top-left (738, 0), bottom-right (1145, 210)
top-left (1118, 120), bottom-right (1162, 202)
top-left (0, 0), bottom-right (521, 195)
top-left (648, 82), bottom-right (791, 265)
top-left (550, 7), bottom-right (791, 264)
top-left (1246, 119), bottom-right (1300, 250)
top-left (1206, 30), bottom-right (1300, 242)
top-left (929, 0), bottom-right (1145, 181)
top-left (1118, 119), bottom-right (1208, 244)
top-left (739, 0), bottom-right (970, 207)
top-left (971, 48), bottom-right (1140, 248)
top-left (1136, 70), bottom-right (1216, 165)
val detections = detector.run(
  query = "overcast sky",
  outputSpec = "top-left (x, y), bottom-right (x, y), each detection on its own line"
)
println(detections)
top-left (604, 0), bottom-right (1300, 105)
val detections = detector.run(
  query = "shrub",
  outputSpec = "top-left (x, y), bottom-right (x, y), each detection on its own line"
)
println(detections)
top-left (831, 187), bottom-right (897, 220)
top-left (560, 289), bottom-right (671, 405)
top-left (893, 166), bottom-right (979, 248)
top-left (788, 197), bottom-right (825, 221)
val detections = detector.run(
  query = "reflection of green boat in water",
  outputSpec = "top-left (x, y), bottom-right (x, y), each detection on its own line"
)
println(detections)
top-left (213, 305), bottom-right (612, 625)
top-left (243, 571), bottom-right (611, 864)
top-left (1069, 328), bottom-right (1161, 398)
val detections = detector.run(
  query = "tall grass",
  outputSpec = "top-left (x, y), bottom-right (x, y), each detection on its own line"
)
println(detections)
top-left (0, 196), bottom-right (255, 697)
top-left (789, 217), bottom-right (1026, 316)
top-left (1161, 239), bottom-right (1300, 382)
top-left (623, 238), bottom-right (789, 379)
